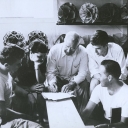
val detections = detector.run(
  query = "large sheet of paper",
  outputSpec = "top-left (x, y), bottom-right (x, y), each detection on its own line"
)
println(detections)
top-left (42, 92), bottom-right (75, 101)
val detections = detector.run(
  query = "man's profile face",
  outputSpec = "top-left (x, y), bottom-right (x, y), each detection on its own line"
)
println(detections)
top-left (99, 65), bottom-right (109, 87)
top-left (64, 38), bottom-right (79, 56)
top-left (93, 45), bottom-right (107, 56)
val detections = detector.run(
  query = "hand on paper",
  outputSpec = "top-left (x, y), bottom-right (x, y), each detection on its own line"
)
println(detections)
top-left (30, 84), bottom-right (45, 93)
top-left (61, 81), bottom-right (76, 93)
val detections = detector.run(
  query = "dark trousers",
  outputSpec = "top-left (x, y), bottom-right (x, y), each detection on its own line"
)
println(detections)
top-left (56, 77), bottom-right (90, 116)
top-left (11, 93), bottom-right (47, 124)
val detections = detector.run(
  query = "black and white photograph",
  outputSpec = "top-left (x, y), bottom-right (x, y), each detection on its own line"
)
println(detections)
top-left (0, 0), bottom-right (128, 128)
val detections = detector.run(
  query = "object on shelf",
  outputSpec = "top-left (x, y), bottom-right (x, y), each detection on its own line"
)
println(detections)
top-left (121, 3), bottom-right (128, 23)
top-left (56, 22), bottom-right (128, 25)
top-left (3, 31), bottom-right (25, 48)
top-left (58, 2), bottom-right (78, 24)
top-left (79, 3), bottom-right (98, 23)
top-left (99, 3), bottom-right (121, 23)
top-left (27, 30), bottom-right (48, 46)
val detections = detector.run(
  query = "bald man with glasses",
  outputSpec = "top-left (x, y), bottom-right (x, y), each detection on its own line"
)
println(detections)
top-left (47, 31), bottom-right (89, 116)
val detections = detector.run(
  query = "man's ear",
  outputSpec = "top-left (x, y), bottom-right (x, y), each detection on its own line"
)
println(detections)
top-left (108, 75), bottom-right (113, 82)
top-left (4, 63), bottom-right (9, 69)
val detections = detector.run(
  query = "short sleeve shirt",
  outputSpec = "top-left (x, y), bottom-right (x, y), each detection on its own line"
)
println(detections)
top-left (90, 83), bottom-right (128, 120)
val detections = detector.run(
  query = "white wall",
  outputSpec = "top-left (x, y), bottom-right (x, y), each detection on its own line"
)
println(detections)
top-left (0, 0), bottom-right (127, 50)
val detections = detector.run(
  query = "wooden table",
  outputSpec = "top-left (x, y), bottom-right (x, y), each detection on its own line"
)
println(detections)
top-left (46, 98), bottom-right (86, 128)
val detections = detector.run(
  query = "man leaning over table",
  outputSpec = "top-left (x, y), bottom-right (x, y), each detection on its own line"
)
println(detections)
top-left (46, 31), bottom-right (89, 116)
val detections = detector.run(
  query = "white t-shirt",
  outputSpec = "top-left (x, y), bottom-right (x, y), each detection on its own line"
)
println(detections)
top-left (0, 72), bottom-right (12, 108)
top-left (90, 82), bottom-right (128, 120)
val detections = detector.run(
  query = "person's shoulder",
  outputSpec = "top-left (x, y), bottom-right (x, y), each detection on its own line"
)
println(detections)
top-left (79, 45), bottom-right (87, 53)
top-left (85, 43), bottom-right (95, 55)
top-left (86, 43), bottom-right (93, 50)
top-left (108, 43), bottom-right (122, 51)
top-left (119, 83), bottom-right (128, 103)
top-left (118, 82), bottom-right (128, 97)
top-left (91, 84), bottom-right (104, 100)
top-left (51, 43), bottom-right (63, 49)
top-left (49, 43), bottom-right (63, 53)
top-left (122, 83), bottom-right (128, 92)
top-left (93, 84), bottom-right (103, 92)
top-left (96, 84), bottom-right (102, 89)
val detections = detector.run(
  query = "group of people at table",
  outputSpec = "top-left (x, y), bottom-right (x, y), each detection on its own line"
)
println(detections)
top-left (0, 30), bottom-right (128, 128)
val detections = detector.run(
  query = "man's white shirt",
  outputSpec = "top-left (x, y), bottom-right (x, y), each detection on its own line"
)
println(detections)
top-left (90, 82), bottom-right (128, 120)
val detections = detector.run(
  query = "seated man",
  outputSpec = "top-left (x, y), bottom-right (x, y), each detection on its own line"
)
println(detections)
top-left (3, 31), bottom-right (48, 123)
top-left (86, 30), bottom-right (127, 95)
top-left (0, 45), bottom-right (24, 120)
top-left (0, 45), bottom-right (43, 127)
top-left (12, 38), bottom-right (48, 124)
top-left (47, 31), bottom-right (89, 115)
top-left (82, 60), bottom-right (128, 128)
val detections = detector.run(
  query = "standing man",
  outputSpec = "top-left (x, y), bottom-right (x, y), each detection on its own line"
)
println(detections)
top-left (82, 60), bottom-right (128, 128)
top-left (86, 30), bottom-right (127, 95)
top-left (47, 31), bottom-right (89, 115)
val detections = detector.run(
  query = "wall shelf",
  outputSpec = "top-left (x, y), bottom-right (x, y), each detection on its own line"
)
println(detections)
top-left (56, 22), bottom-right (128, 25)
top-left (56, 0), bottom-right (128, 26)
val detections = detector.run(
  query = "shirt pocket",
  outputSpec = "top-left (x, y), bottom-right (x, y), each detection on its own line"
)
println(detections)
top-left (73, 60), bottom-right (80, 73)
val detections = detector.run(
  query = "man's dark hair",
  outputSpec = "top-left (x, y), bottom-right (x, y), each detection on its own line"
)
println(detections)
top-left (90, 30), bottom-right (109, 46)
top-left (0, 46), bottom-right (24, 65)
top-left (101, 60), bottom-right (121, 79)
top-left (29, 39), bottom-right (48, 53)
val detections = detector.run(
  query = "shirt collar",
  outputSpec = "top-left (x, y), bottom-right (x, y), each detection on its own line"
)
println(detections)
top-left (105, 43), bottom-right (111, 57)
